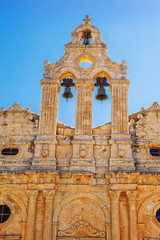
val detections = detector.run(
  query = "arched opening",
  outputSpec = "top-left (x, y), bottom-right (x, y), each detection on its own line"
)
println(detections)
top-left (58, 71), bottom-right (76, 127)
top-left (78, 55), bottom-right (93, 70)
top-left (92, 71), bottom-right (111, 127)
top-left (82, 29), bottom-right (92, 45)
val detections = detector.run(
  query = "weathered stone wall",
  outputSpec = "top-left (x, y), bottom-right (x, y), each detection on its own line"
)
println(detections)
top-left (1, 16), bottom-right (160, 240)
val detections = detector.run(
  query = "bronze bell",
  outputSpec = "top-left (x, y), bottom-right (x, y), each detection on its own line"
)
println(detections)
top-left (62, 86), bottom-right (73, 100)
top-left (95, 86), bottom-right (108, 101)
top-left (61, 78), bottom-right (75, 101)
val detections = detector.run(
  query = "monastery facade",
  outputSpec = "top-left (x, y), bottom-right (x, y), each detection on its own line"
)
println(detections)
top-left (0, 16), bottom-right (160, 240)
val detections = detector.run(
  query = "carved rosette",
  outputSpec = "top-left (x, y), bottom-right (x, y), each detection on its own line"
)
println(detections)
top-left (80, 144), bottom-right (87, 158)
top-left (58, 220), bottom-right (105, 238)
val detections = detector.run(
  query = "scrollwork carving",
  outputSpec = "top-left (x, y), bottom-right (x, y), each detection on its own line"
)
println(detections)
top-left (58, 220), bottom-right (105, 238)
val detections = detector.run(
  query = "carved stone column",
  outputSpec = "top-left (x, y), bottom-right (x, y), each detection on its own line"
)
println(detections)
top-left (120, 192), bottom-right (129, 240)
top-left (52, 222), bottom-right (59, 240)
top-left (109, 190), bottom-right (120, 240)
top-left (127, 191), bottom-right (138, 240)
top-left (20, 222), bottom-right (26, 240)
top-left (137, 223), bottom-right (144, 240)
top-left (109, 78), bottom-right (135, 171)
top-left (35, 191), bottom-right (44, 240)
top-left (75, 80), bottom-right (93, 136)
top-left (32, 79), bottom-right (60, 170)
top-left (104, 222), bottom-right (111, 240)
top-left (70, 79), bottom-right (95, 173)
top-left (110, 79), bottom-right (129, 135)
top-left (25, 190), bottom-right (38, 240)
top-left (39, 79), bottom-right (60, 136)
top-left (43, 190), bottom-right (55, 240)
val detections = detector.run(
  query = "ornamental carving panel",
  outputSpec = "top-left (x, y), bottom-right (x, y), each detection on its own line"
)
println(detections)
top-left (58, 198), bottom-right (105, 238)
top-left (58, 220), bottom-right (105, 238)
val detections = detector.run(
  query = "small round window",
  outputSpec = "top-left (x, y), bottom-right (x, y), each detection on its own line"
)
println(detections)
top-left (0, 205), bottom-right (11, 223)
top-left (1, 148), bottom-right (18, 156)
top-left (156, 209), bottom-right (160, 223)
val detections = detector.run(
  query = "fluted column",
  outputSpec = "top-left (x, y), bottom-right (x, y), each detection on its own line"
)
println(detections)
top-left (110, 79), bottom-right (129, 135)
top-left (35, 191), bottom-right (44, 240)
top-left (25, 190), bottom-right (38, 240)
top-left (109, 190), bottom-right (120, 240)
top-left (137, 223), bottom-right (144, 240)
top-left (105, 223), bottom-right (111, 240)
top-left (39, 79), bottom-right (60, 136)
top-left (20, 222), bottom-right (26, 240)
top-left (127, 191), bottom-right (138, 240)
top-left (71, 79), bottom-right (95, 173)
top-left (120, 193), bottom-right (129, 240)
top-left (75, 79), bottom-right (94, 136)
top-left (43, 190), bottom-right (55, 240)
top-left (109, 78), bottom-right (134, 171)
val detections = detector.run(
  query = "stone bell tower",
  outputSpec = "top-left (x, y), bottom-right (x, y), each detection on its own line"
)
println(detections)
top-left (32, 16), bottom-right (135, 172)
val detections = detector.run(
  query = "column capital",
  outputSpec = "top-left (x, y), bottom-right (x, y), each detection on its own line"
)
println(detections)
top-left (110, 79), bottom-right (130, 85)
top-left (40, 78), bottom-right (60, 86)
top-left (127, 190), bottom-right (137, 201)
top-left (109, 190), bottom-right (121, 201)
top-left (26, 190), bottom-right (38, 199)
top-left (75, 79), bottom-right (94, 91)
top-left (43, 190), bottom-right (55, 200)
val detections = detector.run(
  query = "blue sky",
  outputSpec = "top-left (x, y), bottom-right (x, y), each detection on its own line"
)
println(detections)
top-left (0, 0), bottom-right (160, 127)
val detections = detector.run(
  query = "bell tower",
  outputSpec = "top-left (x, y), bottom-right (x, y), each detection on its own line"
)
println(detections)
top-left (32, 16), bottom-right (135, 172)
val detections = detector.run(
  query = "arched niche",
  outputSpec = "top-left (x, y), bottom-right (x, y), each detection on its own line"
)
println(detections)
top-left (0, 192), bottom-right (27, 237)
top-left (55, 67), bottom-right (80, 82)
top-left (53, 193), bottom-right (110, 239)
top-left (57, 68), bottom-right (78, 128)
top-left (137, 193), bottom-right (160, 238)
top-left (92, 70), bottom-right (112, 127)
top-left (89, 67), bottom-right (117, 81)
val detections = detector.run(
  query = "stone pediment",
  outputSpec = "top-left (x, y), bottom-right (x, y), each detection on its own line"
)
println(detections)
top-left (58, 220), bottom-right (105, 238)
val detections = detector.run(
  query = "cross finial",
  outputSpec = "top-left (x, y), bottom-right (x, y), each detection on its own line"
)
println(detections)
top-left (82, 15), bottom-right (91, 25)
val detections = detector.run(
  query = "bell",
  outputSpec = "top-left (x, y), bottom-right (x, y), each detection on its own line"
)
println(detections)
top-left (95, 86), bottom-right (108, 101)
top-left (62, 86), bottom-right (73, 100)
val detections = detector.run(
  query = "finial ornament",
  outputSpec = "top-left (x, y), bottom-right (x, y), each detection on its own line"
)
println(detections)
top-left (82, 15), bottom-right (91, 25)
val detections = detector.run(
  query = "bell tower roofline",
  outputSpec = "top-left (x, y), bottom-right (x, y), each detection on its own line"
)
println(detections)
top-left (65, 16), bottom-right (107, 54)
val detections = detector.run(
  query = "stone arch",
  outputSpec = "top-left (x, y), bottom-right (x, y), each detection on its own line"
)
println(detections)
top-left (89, 66), bottom-right (117, 81)
top-left (55, 67), bottom-right (80, 82)
top-left (53, 192), bottom-right (110, 223)
top-left (0, 191), bottom-right (27, 222)
top-left (138, 193), bottom-right (159, 223)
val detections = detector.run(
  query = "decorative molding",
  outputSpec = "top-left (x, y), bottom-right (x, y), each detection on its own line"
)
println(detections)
top-left (58, 220), bottom-right (105, 238)
top-left (80, 144), bottom-right (87, 158)
top-left (109, 190), bottom-right (121, 201)
top-left (126, 191), bottom-right (137, 201)
top-left (26, 190), bottom-right (38, 199)
top-left (43, 190), bottom-right (55, 200)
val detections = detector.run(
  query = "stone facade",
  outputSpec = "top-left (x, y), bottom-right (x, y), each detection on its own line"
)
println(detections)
top-left (0, 16), bottom-right (160, 240)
